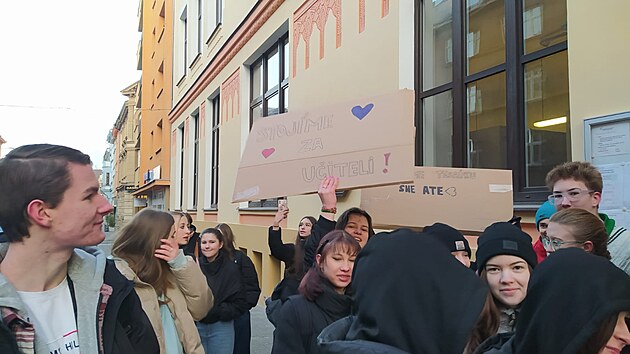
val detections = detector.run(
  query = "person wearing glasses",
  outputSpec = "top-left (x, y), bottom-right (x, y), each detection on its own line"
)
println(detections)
top-left (542, 208), bottom-right (611, 260)
top-left (545, 161), bottom-right (629, 274)
top-left (532, 201), bottom-right (555, 263)
top-left (474, 248), bottom-right (630, 353)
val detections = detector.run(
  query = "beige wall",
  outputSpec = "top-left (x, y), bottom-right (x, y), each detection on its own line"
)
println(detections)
top-left (567, 0), bottom-right (630, 161)
top-left (168, 0), bottom-right (416, 299)
top-left (114, 82), bottom-right (142, 227)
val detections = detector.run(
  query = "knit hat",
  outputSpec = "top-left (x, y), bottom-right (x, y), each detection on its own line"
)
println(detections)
top-left (424, 222), bottom-right (471, 257)
top-left (535, 201), bottom-right (556, 230)
top-left (476, 222), bottom-right (537, 272)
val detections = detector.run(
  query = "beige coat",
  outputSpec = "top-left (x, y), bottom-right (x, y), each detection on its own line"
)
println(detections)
top-left (113, 255), bottom-right (214, 354)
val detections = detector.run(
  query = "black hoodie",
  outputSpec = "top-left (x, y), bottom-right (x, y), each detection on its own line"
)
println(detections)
top-left (478, 248), bottom-right (630, 354)
top-left (318, 228), bottom-right (489, 354)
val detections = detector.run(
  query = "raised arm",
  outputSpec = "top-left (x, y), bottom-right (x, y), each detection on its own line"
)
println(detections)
top-left (303, 176), bottom-right (339, 269)
top-left (268, 205), bottom-right (295, 264)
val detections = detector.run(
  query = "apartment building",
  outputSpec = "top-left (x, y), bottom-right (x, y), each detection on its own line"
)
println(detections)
top-left (167, 0), bottom-right (630, 297)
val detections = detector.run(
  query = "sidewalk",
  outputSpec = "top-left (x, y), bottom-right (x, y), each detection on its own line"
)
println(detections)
top-left (251, 304), bottom-right (274, 353)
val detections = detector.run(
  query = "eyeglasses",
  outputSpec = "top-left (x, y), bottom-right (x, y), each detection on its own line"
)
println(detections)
top-left (547, 188), bottom-right (594, 205)
top-left (540, 235), bottom-right (584, 251)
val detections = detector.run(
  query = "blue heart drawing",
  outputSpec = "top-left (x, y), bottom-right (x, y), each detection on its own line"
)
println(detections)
top-left (351, 103), bottom-right (374, 120)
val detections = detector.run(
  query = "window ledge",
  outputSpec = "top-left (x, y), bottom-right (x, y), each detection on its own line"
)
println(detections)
top-left (203, 208), bottom-right (218, 212)
top-left (189, 53), bottom-right (201, 69)
top-left (176, 74), bottom-right (186, 87)
top-left (206, 23), bottom-right (222, 45)
top-left (238, 207), bottom-right (278, 212)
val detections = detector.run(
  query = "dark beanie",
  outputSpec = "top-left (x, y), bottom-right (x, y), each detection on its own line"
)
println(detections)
top-left (424, 222), bottom-right (471, 257)
top-left (476, 222), bottom-right (537, 272)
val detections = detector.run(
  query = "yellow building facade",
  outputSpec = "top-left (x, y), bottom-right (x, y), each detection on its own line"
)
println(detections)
top-left (166, 0), bottom-right (630, 299)
top-left (133, 0), bottom-right (174, 210)
top-left (113, 81), bottom-right (142, 227)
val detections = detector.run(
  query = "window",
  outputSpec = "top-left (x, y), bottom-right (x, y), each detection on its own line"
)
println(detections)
top-left (249, 34), bottom-right (289, 208)
top-left (179, 125), bottom-right (185, 209)
top-left (197, 0), bottom-right (203, 54)
top-left (210, 96), bottom-right (220, 209)
top-left (180, 8), bottom-right (188, 76)
top-left (418, 0), bottom-right (568, 205)
top-left (192, 111), bottom-right (200, 208)
top-left (216, 0), bottom-right (223, 26)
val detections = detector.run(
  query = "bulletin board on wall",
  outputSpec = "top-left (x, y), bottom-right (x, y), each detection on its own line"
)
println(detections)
top-left (584, 111), bottom-right (630, 231)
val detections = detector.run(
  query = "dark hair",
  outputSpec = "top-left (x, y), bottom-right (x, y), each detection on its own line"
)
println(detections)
top-left (287, 216), bottom-right (317, 278)
top-left (549, 208), bottom-right (611, 260)
top-left (577, 313), bottom-right (618, 354)
top-left (545, 161), bottom-right (603, 193)
top-left (111, 208), bottom-right (174, 296)
top-left (463, 292), bottom-right (501, 354)
top-left (298, 230), bottom-right (360, 301)
top-left (216, 223), bottom-right (237, 253)
top-left (0, 144), bottom-right (92, 242)
top-left (335, 207), bottom-right (375, 237)
top-left (199, 227), bottom-right (231, 260)
top-left (182, 212), bottom-right (193, 225)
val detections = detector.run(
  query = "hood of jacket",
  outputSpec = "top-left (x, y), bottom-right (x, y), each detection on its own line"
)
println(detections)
top-left (338, 228), bottom-right (488, 354)
top-left (0, 244), bottom-right (107, 354)
top-left (511, 248), bottom-right (630, 353)
top-left (318, 316), bottom-right (410, 354)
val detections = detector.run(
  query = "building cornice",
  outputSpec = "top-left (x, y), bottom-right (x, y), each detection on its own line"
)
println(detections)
top-left (169, 0), bottom-right (285, 123)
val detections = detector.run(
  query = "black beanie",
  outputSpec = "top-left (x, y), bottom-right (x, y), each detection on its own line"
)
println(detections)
top-left (476, 222), bottom-right (537, 273)
top-left (424, 222), bottom-right (471, 257)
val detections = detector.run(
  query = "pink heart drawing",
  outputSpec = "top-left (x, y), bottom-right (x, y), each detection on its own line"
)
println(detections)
top-left (261, 148), bottom-right (276, 159)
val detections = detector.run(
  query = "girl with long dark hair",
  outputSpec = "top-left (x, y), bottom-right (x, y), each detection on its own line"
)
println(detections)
top-left (272, 230), bottom-right (360, 354)
top-left (196, 228), bottom-right (248, 354)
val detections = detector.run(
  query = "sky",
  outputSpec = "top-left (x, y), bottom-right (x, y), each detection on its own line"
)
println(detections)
top-left (0, 1), bottom-right (142, 168)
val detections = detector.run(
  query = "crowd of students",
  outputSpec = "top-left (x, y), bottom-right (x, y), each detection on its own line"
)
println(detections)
top-left (0, 143), bottom-right (629, 354)
top-left (266, 162), bottom-right (630, 353)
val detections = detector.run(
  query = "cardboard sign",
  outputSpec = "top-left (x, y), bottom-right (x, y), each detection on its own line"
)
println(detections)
top-left (360, 166), bottom-right (513, 233)
top-left (232, 90), bottom-right (415, 202)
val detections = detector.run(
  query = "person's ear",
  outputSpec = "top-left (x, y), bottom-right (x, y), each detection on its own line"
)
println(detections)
top-left (219, 241), bottom-right (223, 249)
top-left (582, 241), bottom-right (594, 253)
top-left (26, 199), bottom-right (52, 227)
top-left (316, 253), bottom-right (322, 266)
top-left (591, 191), bottom-right (602, 208)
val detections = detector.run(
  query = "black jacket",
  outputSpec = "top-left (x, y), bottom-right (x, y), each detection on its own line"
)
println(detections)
top-left (101, 259), bottom-right (160, 354)
top-left (198, 250), bottom-right (248, 323)
top-left (318, 228), bottom-right (488, 354)
top-left (477, 248), bottom-right (630, 354)
top-left (234, 250), bottom-right (261, 312)
top-left (272, 285), bottom-right (352, 354)
top-left (303, 216), bottom-right (336, 270)
top-left (268, 226), bottom-right (296, 267)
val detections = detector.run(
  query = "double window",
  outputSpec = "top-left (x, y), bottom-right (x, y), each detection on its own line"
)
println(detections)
top-left (418, 0), bottom-right (568, 205)
top-left (249, 34), bottom-right (289, 208)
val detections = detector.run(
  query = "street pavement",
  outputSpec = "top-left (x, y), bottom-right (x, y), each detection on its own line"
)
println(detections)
top-left (98, 230), bottom-right (275, 353)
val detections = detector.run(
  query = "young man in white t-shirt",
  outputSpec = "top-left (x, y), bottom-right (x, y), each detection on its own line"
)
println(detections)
top-left (0, 144), bottom-right (158, 354)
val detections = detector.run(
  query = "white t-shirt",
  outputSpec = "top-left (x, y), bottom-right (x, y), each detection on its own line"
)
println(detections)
top-left (17, 277), bottom-right (80, 354)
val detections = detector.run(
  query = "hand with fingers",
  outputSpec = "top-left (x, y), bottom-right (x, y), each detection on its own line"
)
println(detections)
top-left (318, 176), bottom-right (339, 216)
top-left (155, 236), bottom-right (179, 262)
top-left (273, 205), bottom-right (289, 228)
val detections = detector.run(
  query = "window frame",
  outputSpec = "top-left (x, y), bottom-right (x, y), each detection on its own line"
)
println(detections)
top-left (210, 95), bottom-right (220, 209)
top-left (192, 111), bottom-right (200, 209)
top-left (415, 0), bottom-right (568, 206)
top-left (248, 34), bottom-right (289, 208)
